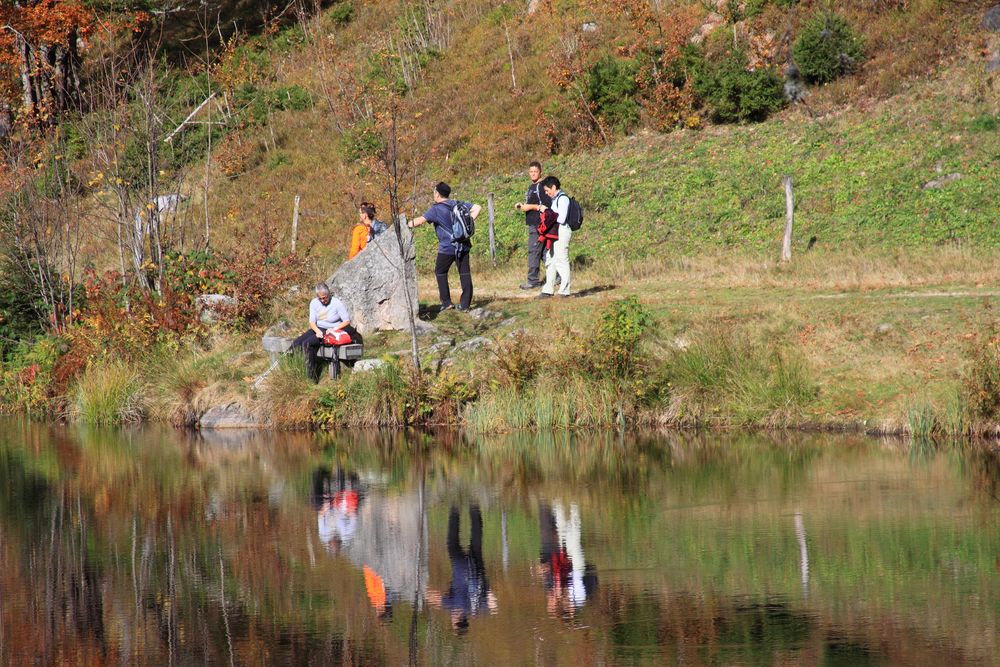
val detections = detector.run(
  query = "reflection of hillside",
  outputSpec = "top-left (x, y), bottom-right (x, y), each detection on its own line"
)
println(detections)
top-left (2, 422), bottom-right (1000, 664)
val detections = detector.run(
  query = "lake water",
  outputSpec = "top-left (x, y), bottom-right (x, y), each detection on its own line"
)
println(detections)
top-left (1, 422), bottom-right (998, 666)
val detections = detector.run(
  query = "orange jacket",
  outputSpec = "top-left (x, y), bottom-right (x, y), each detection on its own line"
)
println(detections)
top-left (349, 223), bottom-right (370, 259)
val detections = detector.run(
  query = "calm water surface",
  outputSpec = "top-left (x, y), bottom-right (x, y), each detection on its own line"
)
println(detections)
top-left (1, 422), bottom-right (998, 666)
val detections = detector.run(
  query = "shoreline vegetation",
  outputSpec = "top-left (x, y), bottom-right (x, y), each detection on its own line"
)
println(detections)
top-left (5, 247), bottom-right (1000, 442)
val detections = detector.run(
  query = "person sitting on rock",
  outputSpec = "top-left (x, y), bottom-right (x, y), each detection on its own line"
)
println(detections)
top-left (349, 202), bottom-right (388, 259)
top-left (290, 282), bottom-right (361, 381)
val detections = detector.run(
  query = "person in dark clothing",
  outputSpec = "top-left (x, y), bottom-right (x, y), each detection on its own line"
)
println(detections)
top-left (407, 182), bottom-right (482, 312)
top-left (289, 282), bottom-right (362, 381)
top-left (427, 504), bottom-right (497, 634)
top-left (514, 161), bottom-right (551, 290)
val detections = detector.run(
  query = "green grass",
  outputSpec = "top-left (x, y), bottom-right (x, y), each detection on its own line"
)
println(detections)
top-left (427, 63), bottom-right (999, 273)
top-left (73, 359), bottom-right (145, 426)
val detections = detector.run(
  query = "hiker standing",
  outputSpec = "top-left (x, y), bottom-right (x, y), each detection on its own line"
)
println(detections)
top-left (408, 182), bottom-right (481, 312)
top-left (514, 161), bottom-right (551, 290)
top-left (538, 176), bottom-right (574, 298)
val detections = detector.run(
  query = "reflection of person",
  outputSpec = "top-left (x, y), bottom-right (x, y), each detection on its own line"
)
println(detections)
top-left (427, 505), bottom-right (497, 634)
top-left (313, 468), bottom-right (363, 553)
top-left (537, 501), bottom-right (596, 618)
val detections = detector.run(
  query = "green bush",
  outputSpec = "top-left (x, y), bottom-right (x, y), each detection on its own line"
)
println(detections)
top-left (586, 56), bottom-right (641, 133)
top-left (693, 51), bottom-right (785, 123)
top-left (595, 296), bottom-right (652, 379)
top-left (792, 12), bottom-right (865, 84)
top-left (965, 335), bottom-right (1000, 427)
top-left (329, 1), bottom-right (354, 25)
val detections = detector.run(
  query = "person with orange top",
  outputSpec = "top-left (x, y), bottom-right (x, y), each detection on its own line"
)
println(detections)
top-left (348, 201), bottom-right (388, 259)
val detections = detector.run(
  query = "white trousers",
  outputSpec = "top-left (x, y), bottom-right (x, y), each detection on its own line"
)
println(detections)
top-left (542, 225), bottom-right (572, 295)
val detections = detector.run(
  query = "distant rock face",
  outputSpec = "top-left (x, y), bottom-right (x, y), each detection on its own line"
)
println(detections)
top-left (327, 224), bottom-right (419, 335)
top-left (984, 5), bottom-right (1000, 31)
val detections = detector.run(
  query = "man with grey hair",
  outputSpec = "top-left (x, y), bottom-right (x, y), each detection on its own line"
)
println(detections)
top-left (290, 282), bottom-right (360, 381)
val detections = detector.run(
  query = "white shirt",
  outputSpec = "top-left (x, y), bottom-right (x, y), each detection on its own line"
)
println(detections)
top-left (551, 191), bottom-right (570, 225)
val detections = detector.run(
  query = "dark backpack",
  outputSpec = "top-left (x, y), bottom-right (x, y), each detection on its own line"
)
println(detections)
top-left (559, 194), bottom-right (584, 231)
top-left (450, 201), bottom-right (475, 246)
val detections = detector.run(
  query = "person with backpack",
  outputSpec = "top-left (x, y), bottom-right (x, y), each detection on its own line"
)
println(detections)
top-left (537, 176), bottom-right (582, 298)
top-left (514, 161), bottom-right (551, 290)
top-left (408, 182), bottom-right (481, 312)
top-left (348, 201), bottom-right (388, 260)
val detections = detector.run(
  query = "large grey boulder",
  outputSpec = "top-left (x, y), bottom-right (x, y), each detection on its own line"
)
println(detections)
top-left (327, 224), bottom-right (419, 335)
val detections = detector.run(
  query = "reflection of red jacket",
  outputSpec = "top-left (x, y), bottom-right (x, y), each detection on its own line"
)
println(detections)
top-left (538, 209), bottom-right (560, 252)
top-left (549, 548), bottom-right (571, 587)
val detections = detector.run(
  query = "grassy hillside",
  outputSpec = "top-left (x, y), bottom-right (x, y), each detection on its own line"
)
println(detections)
top-left (176, 0), bottom-right (997, 268)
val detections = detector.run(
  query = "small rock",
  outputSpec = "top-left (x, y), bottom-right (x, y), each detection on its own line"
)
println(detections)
top-left (984, 5), bottom-right (1000, 31)
top-left (262, 320), bottom-right (296, 361)
top-left (469, 307), bottom-right (501, 322)
top-left (673, 335), bottom-right (691, 351)
top-left (413, 319), bottom-right (437, 337)
top-left (499, 317), bottom-right (518, 328)
top-left (875, 323), bottom-right (893, 336)
top-left (424, 341), bottom-right (453, 356)
top-left (988, 55), bottom-right (1000, 73)
top-left (199, 402), bottom-right (262, 430)
top-left (581, 21), bottom-right (598, 32)
top-left (354, 359), bottom-right (386, 373)
top-left (922, 173), bottom-right (961, 189)
top-left (196, 294), bottom-right (236, 324)
top-left (454, 336), bottom-right (492, 354)
top-left (434, 336), bottom-right (456, 346)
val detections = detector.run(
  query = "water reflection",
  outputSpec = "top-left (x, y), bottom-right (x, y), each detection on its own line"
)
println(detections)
top-left (1, 421), bottom-right (1000, 665)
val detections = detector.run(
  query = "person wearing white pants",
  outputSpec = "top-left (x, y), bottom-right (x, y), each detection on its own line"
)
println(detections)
top-left (539, 176), bottom-right (572, 297)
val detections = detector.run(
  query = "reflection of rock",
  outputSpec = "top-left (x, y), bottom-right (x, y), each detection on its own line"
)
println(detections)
top-left (199, 402), bottom-right (264, 429)
top-left (342, 491), bottom-right (428, 609)
top-left (327, 223), bottom-right (423, 335)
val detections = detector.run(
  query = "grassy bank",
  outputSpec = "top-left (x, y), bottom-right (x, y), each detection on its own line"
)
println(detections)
top-left (5, 246), bottom-right (998, 439)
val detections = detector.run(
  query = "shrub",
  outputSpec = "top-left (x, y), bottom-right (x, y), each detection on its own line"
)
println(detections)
top-left (0, 335), bottom-right (61, 414)
top-left (792, 12), bottom-right (864, 84)
top-left (487, 331), bottom-right (545, 389)
top-left (314, 358), bottom-right (411, 428)
top-left (261, 353), bottom-right (319, 429)
top-left (586, 56), bottom-right (641, 133)
top-left (693, 50), bottom-right (785, 123)
top-left (594, 296), bottom-right (652, 379)
top-left (73, 358), bottom-right (145, 425)
top-left (329, 1), bottom-right (354, 25)
top-left (964, 333), bottom-right (1000, 427)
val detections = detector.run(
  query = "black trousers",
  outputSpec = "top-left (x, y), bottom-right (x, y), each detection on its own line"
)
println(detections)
top-left (435, 251), bottom-right (473, 310)
top-left (290, 324), bottom-right (362, 381)
top-left (526, 224), bottom-right (545, 284)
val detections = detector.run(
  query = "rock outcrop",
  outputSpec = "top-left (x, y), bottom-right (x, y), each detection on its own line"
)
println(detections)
top-left (327, 224), bottom-right (420, 335)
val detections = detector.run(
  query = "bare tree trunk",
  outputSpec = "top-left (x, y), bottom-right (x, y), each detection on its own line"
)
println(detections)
top-left (385, 110), bottom-right (420, 373)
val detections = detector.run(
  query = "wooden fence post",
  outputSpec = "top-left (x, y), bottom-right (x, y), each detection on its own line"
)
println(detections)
top-left (781, 176), bottom-right (794, 263)
top-left (291, 194), bottom-right (301, 254)
top-left (487, 192), bottom-right (497, 266)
